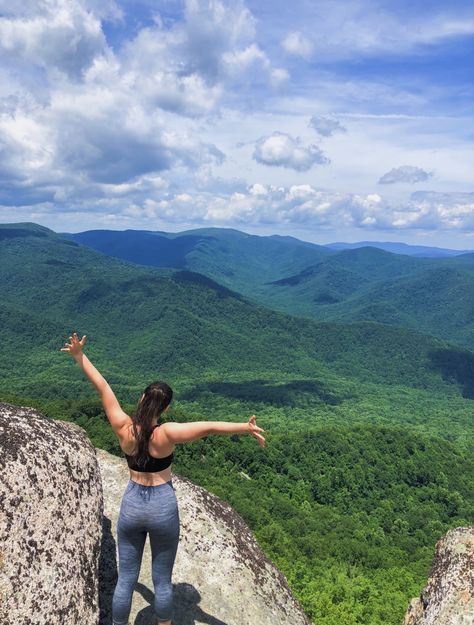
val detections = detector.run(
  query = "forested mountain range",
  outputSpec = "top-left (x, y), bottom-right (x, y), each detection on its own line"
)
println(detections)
top-left (63, 226), bottom-right (474, 349)
top-left (2, 222), bottom-right (473, 406)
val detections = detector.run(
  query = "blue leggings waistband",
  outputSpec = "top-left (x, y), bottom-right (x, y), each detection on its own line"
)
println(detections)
top-left (128, 478), bottom-right (173, 489)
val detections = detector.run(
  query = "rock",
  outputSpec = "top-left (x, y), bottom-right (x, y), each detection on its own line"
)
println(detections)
top-left (1, 403), bottom-right (312, 625)
top-left (0, 403), bottom-right (103, 625)
top-left (403, 527), bottom-right (474, 625)
top-left (97, 447), bottom-right (313, 625)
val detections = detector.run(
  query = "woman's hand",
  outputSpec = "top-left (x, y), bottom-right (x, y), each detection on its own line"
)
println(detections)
top-left (61, 332), bottom-right (87, 358)
top-left (248, 414), bottom-right (266, 448)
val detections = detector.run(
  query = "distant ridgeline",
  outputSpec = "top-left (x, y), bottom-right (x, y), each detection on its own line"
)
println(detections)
top-left (1, 221), bottom-right (474, 625)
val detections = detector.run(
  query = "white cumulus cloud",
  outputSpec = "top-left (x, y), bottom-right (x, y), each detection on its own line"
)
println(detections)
top-left (0, 0), bottom-right (107, 79)
top-left (281, 31), bottom-right (313, 58)
top-left (253, 132), bottom-right (330, 171)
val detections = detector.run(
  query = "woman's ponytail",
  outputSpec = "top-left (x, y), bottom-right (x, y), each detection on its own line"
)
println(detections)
top-left (130, 381), bottom-right (173, 468)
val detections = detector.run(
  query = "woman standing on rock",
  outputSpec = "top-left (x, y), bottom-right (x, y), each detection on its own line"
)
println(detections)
top-left (61, 332), bottom-right (266, 625)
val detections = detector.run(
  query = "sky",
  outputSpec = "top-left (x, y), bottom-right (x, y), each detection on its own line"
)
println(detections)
top-left (0, 0), bottom-right (473, 247)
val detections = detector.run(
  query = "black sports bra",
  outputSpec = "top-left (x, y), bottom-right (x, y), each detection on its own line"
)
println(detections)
top-left (124, 424), bottom-right (174, 473)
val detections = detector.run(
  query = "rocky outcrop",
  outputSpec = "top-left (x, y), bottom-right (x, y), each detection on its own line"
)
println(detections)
top-left (97, 447), bottom-right (313, 625)
top-left (403, 527), bottom-right (474, 625)
top-left (0, 402), bottom-right (103, 625)
top-left (1, 403), bottom-right (312, 625)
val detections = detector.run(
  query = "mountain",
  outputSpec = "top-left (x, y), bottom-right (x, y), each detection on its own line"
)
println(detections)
top-left (265, 249), bottom-right (474, 348)
top-left (325, 241), bottom-right (472, 257)
top-left (3, 222), bottom-right (474, 625)
top-left (61, 226), bottom-right (333, 296)
top-left (60, 226), bottom-right (474, 349)
top-left (2, 221), bottom-right (474, 408)
top-left (317, 265), bottom-right (474, 347)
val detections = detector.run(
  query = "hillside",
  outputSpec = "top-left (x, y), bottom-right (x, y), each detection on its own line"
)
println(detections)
top-left (315, 266), bottom-right (474, 347)
top-left (62, 225), bottom-right (333, 295)
top-left (0, 222), bottom-right (472, 401)
top-left (325, 241), bottom-right (471, 257)
top-left (265, 254), bottom-right (474, 348)
top-left (0, 222), bottom-right (473, 449)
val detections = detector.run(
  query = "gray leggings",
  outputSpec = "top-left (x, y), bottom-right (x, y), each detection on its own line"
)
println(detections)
top-left (112, 479), bottom-right (180, 625)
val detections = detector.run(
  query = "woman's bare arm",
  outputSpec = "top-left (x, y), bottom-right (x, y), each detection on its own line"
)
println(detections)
top-left (60, 332), bottom-right (130, 434)
top-left (164, 416), bottom-right (265, 447)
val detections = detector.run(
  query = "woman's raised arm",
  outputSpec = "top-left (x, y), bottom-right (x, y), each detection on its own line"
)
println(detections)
top-left (60, 332), bottom-right (130, 435)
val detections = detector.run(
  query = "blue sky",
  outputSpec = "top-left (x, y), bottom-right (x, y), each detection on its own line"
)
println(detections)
top-left (0, 0), bottom-right (473, 247)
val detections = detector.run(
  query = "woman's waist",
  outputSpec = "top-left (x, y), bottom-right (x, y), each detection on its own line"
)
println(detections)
top-left (128, 467), bottom-right (173, 486)
top-left (122, 478), bottom-right (177, 502)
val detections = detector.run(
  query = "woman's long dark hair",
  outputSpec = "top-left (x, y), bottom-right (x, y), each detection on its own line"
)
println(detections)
top-left (130, 381), bottom-right (173, 469)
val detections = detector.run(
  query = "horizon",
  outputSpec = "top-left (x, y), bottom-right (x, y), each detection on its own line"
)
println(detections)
top-left (4, 219), bottom-right (473, 252)
top-left (0, 0), bottom-right (472, 247)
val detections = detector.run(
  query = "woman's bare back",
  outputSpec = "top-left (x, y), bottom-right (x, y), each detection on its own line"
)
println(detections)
top-left (121, 421), bottom-right (175, 486)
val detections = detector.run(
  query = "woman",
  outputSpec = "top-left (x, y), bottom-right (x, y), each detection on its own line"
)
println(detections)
top-left (61, 332), bottom-right (266, 625)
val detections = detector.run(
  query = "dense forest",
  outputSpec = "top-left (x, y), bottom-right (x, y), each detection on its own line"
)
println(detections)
top-left (2, 222), bottom-right (474, 625)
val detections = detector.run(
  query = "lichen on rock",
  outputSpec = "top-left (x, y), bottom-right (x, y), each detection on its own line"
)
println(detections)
top-left (1, 403), bottom-right (312, 625)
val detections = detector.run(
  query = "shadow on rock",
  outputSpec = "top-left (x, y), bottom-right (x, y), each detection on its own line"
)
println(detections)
top-left (132, 582), bottom-right (228, 625)
top-left (99, 515), bottom-right (118, 625)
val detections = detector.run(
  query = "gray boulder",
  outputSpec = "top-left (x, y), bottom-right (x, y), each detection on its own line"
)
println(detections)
top-left (0, 402), bottom-right (103, 625)
top-left (403, 527), bottom-right (474, 625)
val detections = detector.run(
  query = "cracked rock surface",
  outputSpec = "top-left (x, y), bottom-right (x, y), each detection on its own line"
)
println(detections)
top-left (0, 403), bottom-right (312, 625)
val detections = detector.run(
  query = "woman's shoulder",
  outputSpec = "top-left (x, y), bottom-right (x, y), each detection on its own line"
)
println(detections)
top-left (120, 422), bottom-right (175, 455)
top-left (150, 422), bottom-right (176, 454)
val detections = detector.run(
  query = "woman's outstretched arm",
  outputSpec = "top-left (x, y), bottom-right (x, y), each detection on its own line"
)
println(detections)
top-left (60, 332), bottom-right (130, 435)
top-left (164, 415), bottom-right (266, 448)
